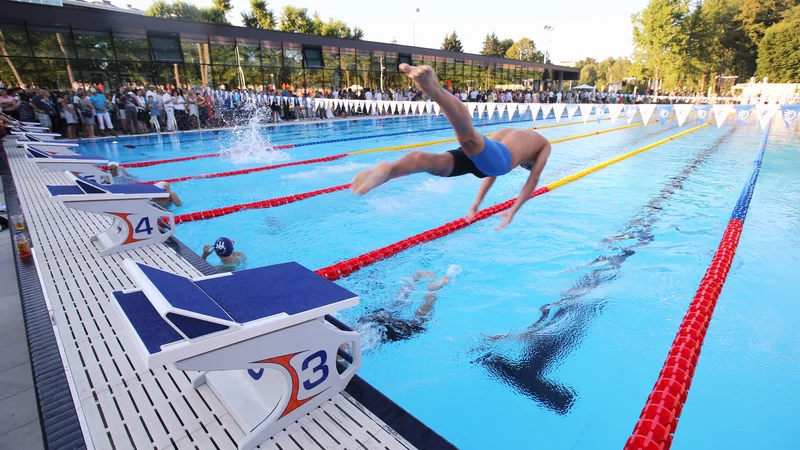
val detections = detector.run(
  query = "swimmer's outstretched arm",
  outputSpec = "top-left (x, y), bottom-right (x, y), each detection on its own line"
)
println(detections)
top-left (400, 64), bottom-right (484, 154)
top-left (468, 177), bottom-right (496, 218)
top-left (496, 143), bottom-right (551, 231)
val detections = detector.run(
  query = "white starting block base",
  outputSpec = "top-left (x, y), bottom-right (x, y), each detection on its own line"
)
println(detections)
top-left (28, 147), bottom-right (112, 184)
top-left (47, 173), bottom-right (174, 255)
top-left (112, 261), bottom-right (364, 450)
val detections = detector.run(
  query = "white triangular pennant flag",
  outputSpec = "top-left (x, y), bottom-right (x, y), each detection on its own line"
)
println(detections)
top-left (476, 103), bottom-right (487, 119)
top-left (757, 104), bottom-right (776, 129)
top-left (566, 104), bottom-right (579, 120)
top-left (402, 101), bottom-right (411, 115)
top-left (518, 103), bottom-right (529, 117)
top-left (579, 103), bottom-right (593, 124)
top-left (712, 104), bottom-right (734, 128)
top-left (540, 104), bottom-right (553, 120)
top-left (496, 103), bottom-right (507, 120)
top-left (433, 102), bottom-right (441, 116)
top-left (639, 104), bottom-right (656, 126)
top-left (625, 105), bottom-right (638, 124)
top-left (528, 104), bottom-right (540, 122)
top-left (607, 104), bottom-right (624, 125)
top-left (391, 102), bottom-right (397, 114)
top-left (486, 102), bottom-right (497, 119)
top-left (552, 103), bottom-right (566, 123)
top-left (467, 102), bottom-right (477, 116)
top-left (507, 103), bottom-right (518, 120)
top-left (674, 104), bottom-right (693, 127)
top-left (425, 101), bottom-right (432, 114)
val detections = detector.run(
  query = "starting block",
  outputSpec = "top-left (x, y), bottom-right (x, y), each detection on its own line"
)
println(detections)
top-left (26, 144), bottom-right (78, 156)
top-left (10, 127), bottom-right (60, 138)
top-left (16, 134), bottom-right (79, 149)
top-left (28, 147), bottom-right (112, 184)
top-left (110, 260), bottom-right (361, 450)
top-left (46, 173), bottom-right (175, 255)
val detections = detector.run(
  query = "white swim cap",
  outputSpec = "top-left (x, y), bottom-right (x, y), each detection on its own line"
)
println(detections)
top-left (108, 161), bottom-right (119, 169)
top-left (154, 181), bottom-right (167, 189)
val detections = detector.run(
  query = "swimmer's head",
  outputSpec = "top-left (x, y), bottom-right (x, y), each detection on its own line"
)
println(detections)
top-left (154, 181), bottom-right (168, 190)
top-left (108, 161), bottom-right (119, 169)
top-left (214, 237), bottom-right (234, 257)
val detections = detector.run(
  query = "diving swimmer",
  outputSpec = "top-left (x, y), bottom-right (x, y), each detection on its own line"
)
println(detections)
top-left (356, 270), bottom-right (450, 344)
top-left (351, 64), bottom-right (551, 230)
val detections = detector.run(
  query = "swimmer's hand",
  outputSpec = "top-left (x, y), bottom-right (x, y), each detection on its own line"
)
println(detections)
top-left (202, 244), bottom-right (213, 259)
top-left (495, 210), bottom-right (514, 231)
top-left (465, 205), bottom-right (478, 223)
top-left (399, 64), bottom-right (441, 96)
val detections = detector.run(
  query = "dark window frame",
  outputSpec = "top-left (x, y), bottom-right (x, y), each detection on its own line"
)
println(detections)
top-left (302, 45), bottom-right (324, 69)
top-left (148, 32), bottom-right (184, 63)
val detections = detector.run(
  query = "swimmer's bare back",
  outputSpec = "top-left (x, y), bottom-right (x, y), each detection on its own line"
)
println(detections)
top-left (488, 128), bottom-right (550, 168)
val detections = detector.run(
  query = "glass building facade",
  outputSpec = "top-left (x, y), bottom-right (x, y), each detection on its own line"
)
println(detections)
top-left (0, 2), bottom-right (578, 93)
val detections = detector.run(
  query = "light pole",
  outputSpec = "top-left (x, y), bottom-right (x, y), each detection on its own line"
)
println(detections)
top-left (412, 0), bottom-right (419, 46)
top-left (542, 25), bottom-right (554, 63)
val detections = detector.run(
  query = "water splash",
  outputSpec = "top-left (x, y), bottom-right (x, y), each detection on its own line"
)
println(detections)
top-left (219, 108), bottom-right (291, 164)
top-left (414, 178), bottom-right (455, 194)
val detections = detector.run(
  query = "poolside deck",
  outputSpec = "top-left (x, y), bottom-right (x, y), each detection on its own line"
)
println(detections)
top-left (1, 138), bottom-right (415, 450)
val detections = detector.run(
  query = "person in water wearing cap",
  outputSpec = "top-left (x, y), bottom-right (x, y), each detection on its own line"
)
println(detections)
top-left (201, 237), bottom-right (247, 272)
top-left (152, 181), bottom-right (182, 207)
top-left (355, 270), bottom-right (451, 345)
top-left (107, 162), bottom-right (135, 182)
top-left (351, 64), bottom-right (551, 231)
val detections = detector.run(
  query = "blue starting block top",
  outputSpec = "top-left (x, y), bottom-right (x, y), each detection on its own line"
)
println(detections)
top-left (23, 134), bottom-right (78, 144)
top-left (115, 262), bottom-right (357, 355)
top-left (27, 147), bottom-right (104, 161)
top-left (47, 174), bottom-right (165, 197)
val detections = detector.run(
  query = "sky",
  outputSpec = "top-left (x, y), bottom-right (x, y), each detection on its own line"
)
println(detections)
top-left (123, 0), bottom-right (650, 63)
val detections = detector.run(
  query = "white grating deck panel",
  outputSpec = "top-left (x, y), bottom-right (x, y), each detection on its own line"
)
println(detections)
top-left (4, 142), bottom-right (412, 450)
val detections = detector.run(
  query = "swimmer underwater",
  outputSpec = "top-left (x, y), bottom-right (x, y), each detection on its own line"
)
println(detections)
top-left (351, 63), bottom-right (551, 231)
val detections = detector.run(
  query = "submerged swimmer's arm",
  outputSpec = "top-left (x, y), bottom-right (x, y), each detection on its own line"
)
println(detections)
top-left (496, 143), bottom-right (551, 231)
top-left (170, 191), bottom-right (183, 207)
top-left (468, 176), bottom-right (496, 219)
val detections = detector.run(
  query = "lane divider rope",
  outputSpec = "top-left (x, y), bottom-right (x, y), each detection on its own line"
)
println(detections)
top-left (140, 119), bottom-right (632, 185)
top-left (106, 116), bottom-right (543, 170)
top-left (623, 120), bottom-right (771, 450)
top-left (172, 121), bottom-right (647, 224)
top-left (313, 123), bottom-right (709, 281)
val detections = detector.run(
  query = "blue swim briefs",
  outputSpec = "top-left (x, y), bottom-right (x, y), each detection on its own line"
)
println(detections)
top-left (468, 135), bottom-right (513, 176)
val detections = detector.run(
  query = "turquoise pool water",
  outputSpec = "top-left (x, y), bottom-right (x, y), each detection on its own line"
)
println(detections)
top-left (76, 113), bottom-right (800, 449)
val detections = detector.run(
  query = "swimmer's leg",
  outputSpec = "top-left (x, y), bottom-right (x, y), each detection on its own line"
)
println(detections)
top-left (414, 276), bottom-right (450, 318)
top-left (351, 151), bottom-right (454, 195)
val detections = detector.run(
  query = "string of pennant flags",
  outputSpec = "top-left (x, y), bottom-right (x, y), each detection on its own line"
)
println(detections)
top-left (208, 90), bottom-right (800, 130)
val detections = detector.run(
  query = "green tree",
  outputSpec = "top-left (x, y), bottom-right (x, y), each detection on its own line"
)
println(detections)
top-left (480, 33), bottom-right (504, 57)
top-left (505, 37), bottom-right (544, 62)
top-left (441, 31), bottom-right (463, 52)
top-left (279, 6), bottom-right (319, 34)
top-left (318, 17), bottom-right (362, 39)
top-left (631, 0), bottom-right (690, 87)
top-left (738, 0), bottom-right (799, 45)
top-left (499, 38), bottom-right (514, 56)
top-left (145, 0), bottom-right (229, 24)
top-left (579, 63), bottom-right (598, 86)
top-left (241, 0), bottom-right (276, 29)
top-left (698, 0), bottom-right (754, 90)
top-left (756, 14), bottom-right (800, 81)
top-left (212, 0), bottom-right (232, 12)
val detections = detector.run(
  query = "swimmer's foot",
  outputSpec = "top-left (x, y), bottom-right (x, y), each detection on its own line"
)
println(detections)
top-left (351, 162), bottom-right (392, 195)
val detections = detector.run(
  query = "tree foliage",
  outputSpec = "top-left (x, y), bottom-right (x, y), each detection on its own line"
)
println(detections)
top-left (756, 14), bottom-right (800, 81)
top-left (241, 0), bottom-right (276, 29)
top-left (575, 57), bottom-right (633, 90)
top-left (504, 38), bottom-right (544, 62)
top-left (441, 31), bottom-right (463, 52)
top-left (145, 0), bottom-right (230, 24)
top-left (480, 33), bottom-right (505, 57)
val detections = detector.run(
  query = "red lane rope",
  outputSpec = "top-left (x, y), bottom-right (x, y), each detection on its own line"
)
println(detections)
top-left (314, 187), bottom-right (549, 280)
top-left (100, 144), bottom-right (295, 169)
top-left (173, 183), bottom-right (351, 224)
top-left (624, 122), bottom-right (772, 450)
top-left (136, 153), bottom-right (348, 185)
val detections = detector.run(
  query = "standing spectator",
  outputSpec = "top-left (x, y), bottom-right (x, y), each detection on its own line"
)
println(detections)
top-left (162, 88), bottom-right (176, 131)
top-left (31, 88), bottom-right (54, 131)
top-left (147, 93), bottom-right (161, 132)
top-left (186, 89), bottom-right (199, 129)
top-left (122, 89), bottom-right (139, 135)
top-left (78, 91), bottom-right (96, 138)
top-left (17, 91), bottom-right (36, 123)
top-left (90, 88), bottom-right (113, 135)
top-left (57, 92), bottom-right (78, 139)
top-left (0, 88), bottom-right (20, 119)
top-left (173, 89), bottom-right (188, 130)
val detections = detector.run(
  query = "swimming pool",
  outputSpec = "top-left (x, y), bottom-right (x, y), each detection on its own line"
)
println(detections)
top-left (75, 112), bottom-right (800, 449)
